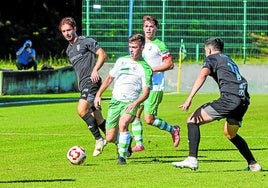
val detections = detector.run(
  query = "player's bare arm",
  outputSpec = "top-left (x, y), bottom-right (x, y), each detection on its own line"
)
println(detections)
top-left (152, 56), bottom-right (174, 72)
top-left (125, 87), bottom-right (150, 113)
top-left (91, 48), bottom-right (107, 83)
top-left (179, 68), bottom-right (210, 111)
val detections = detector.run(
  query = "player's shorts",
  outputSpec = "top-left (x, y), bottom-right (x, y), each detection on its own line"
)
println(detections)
top-left (106, 98), bottom-right (139, 130)
top-left (143, 91), bottom-right (163, 116)
top-left (80, 80), bottom-right (102, 103)
top-left (202, 93), bottom-right (249, 126)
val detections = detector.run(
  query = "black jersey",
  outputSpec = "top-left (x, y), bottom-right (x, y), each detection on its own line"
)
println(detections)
top-left (66, 36), bottom-right (101, 91)
top-left (202, 53), bottom-right (250, 101)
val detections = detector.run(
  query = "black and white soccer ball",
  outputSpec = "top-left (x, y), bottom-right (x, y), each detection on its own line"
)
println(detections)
top-left (67, 146), bottom-right (86, 165)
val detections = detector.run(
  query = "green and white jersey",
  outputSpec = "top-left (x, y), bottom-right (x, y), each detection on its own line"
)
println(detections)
top-left (109, 55), bottom-right (152, 102)
top-left (143, 38), bottom-right (172, 91)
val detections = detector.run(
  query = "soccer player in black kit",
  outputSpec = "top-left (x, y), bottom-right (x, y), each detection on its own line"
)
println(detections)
top-left (172, 38), bottom-right (262, 171)
top-left (59, 17), bottom-right (107, 157)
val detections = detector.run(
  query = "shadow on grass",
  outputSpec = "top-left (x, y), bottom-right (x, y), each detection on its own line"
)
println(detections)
top-left (0, 178), bottom-right (75, 184)
top-left (123, 147), bottom-right (267, 165)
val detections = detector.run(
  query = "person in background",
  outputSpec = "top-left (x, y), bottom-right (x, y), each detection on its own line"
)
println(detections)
top-left (131, 15), bottom-right (180, 152)
top-left (94, 34), bottom-right (152, 165)
top-left (16, 40), bottom-right (37, 70)
top-left (172, 37), bottom-right (262, 172)
top-left (58, 17), bottom-right (107, 157)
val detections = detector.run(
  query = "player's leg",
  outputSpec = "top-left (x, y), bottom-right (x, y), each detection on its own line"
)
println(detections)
top-left (225, 122), bottom-right (261, 171)
top-left (131, 105), bottom-right (145, 152)
top-left (144, 91), bottom-right (180, 147)
top-left (117, 113), bottom-right (135, 165)
top-left (105, 98), bottom-right (122, 143)
top-left (92, 105), bottom-right (106, 134)
top-left (78, 88), bottom-right (106, 156)
top-left (78, 99), bottom-right (106, 156)
top-left (77, 99), bottom-right (102, 139)
top-left (172, 104), bottom-right (214, 170)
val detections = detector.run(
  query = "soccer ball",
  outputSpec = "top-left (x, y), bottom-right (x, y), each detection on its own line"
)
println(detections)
top-left (67, 146), bottom-right (86, 165)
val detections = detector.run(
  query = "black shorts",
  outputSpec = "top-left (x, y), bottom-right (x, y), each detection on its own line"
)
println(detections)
top-left (80, 79), bottom-right (102, 103)
top-left (202, 93), bottom-right (249, 125)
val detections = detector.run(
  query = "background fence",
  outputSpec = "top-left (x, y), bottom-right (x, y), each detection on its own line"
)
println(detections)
top-left (82, 0), bottom-right (267, 63)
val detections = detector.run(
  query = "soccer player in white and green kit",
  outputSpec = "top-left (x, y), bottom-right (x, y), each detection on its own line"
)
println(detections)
top-left (131, 15), bottom-right (180, 152)
top-left (94, 34), bottom-right (152, 165)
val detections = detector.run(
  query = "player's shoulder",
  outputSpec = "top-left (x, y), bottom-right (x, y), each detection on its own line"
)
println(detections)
top-left (150, 38), bottom-right (167, 50)
top-left (115, 55), bottom-right (131, 63)
top-left (151, 38), bottom-right (164, 45)
top-left (78, 36), bottom-right (96, 41)
top-left (77, 36), bottom-right (87, 40)
top-left (138, 60), bottom-right (153, 72)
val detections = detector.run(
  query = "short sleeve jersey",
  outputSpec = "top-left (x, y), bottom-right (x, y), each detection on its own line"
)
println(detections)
top-left (142, 38), bottom-right (172, 91)
top-left (202, 53), bottom-right (250, 99)
top-left (109, 55), bottom-right (152, 102)
top-left (66, 36), bottom-right (100, 91)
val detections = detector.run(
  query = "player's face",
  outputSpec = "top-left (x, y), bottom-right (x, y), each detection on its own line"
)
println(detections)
top-left (60, 24), bottom-right (77, 43)
top-left (129, 41), bottom-right (143, 60)
top-left (143, 20), bottom-right (157, 40)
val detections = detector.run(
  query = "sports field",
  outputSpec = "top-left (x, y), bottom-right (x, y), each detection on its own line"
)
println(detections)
top-left (0, 92), bottom-right (267, 188)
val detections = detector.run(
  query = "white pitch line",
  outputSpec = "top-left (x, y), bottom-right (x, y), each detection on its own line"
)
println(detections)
top-left (0, 98), bottom-right (77, 106)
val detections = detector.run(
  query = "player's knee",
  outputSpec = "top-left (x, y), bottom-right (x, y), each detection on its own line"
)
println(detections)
top-left (144, 118), bottom-right (154, 125)
top-left (77, 109), bottom-right (87, 117)
top-left (224, 131), bottom-right (231, 139)
top-left (187, 116), bottom-right (195, 124)
top-left (106, 131), bottom-right (116, 143)
top-left (224, 130), bottom-right (236, 140)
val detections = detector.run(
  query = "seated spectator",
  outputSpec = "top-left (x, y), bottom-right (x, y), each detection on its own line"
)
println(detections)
top-left (16, 40), bottom-right (37, 70)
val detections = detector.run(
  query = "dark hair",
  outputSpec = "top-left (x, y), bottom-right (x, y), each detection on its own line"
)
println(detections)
top-left (129, 34), bottom-right (145, 46)
top-left (205, 38), bottom-right (224, 52)
top-left (58, 17), bottom-right (76, 31)
top-left (143, 15), bottom-right (158, 28)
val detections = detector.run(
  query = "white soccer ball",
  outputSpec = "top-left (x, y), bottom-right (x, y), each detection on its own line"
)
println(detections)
top-left (67, 146), bottom-right (86, 165)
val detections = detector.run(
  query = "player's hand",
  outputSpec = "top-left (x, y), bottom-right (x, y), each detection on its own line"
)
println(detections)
top-left (90, 70), bottom-right (100, 83)
top-left (125, 103), bottom-right (136, 113)
top-left (179, 100), bottom-right (191, 111)
top-left (94, 96), bottom-right (101, 110)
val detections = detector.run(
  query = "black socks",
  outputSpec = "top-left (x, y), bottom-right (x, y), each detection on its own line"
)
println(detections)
top-left (98, 120), bottom-right (106, 134)
top-left (187, 122), bottom-right (200, 158)
top-left (230, 134), bottom-right (256, 165)
top-left (82, 112), bottom-right (102, 140)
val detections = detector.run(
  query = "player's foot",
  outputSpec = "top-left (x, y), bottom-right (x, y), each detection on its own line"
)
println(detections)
top-left (118, 156), bottom-right (127, 165)
top-left (132, 145), bottom-right (145, 152)
top-left (126, 136), bottom-right (133, 157)
top-left (172, 156), bottom-right (198, 170)
top-left (92, 138), bottom-right (107, 157)
top-left (171, 125), bottom-right (180, 147)
top-left (245, 163), bottom-right (262, 172)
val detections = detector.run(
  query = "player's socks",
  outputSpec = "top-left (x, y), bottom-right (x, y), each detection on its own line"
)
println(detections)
top-left (131, 118), bottom-right (144, 146)
top-left (230, 134), bottom-right (256, 164)
top-left (152, 118), bottom-right (173, 132)
top-left (187, 122), bottom-right (200, 158)
top-left (98, 119), bottom-right (106, 134)
top-left (118, 131), bottom-right (131, 159)
top-left (82, 112), bottom-right (102, 140)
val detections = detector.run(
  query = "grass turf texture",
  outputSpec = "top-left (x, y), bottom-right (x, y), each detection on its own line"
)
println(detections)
top-left (0, 92), bottom-right (267, 188)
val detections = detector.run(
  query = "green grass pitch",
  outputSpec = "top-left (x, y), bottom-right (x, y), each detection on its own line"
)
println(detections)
top-left (0, 92), bottom-right (267, 187)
